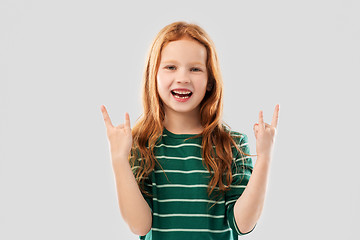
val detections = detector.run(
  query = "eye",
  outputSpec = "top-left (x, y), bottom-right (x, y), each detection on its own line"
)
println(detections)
top-left (165, 65), bottom-right (176, 70)
top-left (191, 68), bottom-right (202, 72)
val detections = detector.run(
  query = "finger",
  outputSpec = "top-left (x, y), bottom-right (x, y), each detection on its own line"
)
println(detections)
top-left (100, 105), bottom-right (114, 128)
top-left (259, 110), bottom-right (265, 129)
top-left (125, 112), bottom-right (131, 129)
top-left (271, 104), bottom-right (280, 128)
top-left (265, 123), bottom-right (273, 132)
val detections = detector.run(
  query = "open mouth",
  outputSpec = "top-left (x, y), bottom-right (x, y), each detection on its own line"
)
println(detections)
top-left (171, 90), bottom-right (193, 99)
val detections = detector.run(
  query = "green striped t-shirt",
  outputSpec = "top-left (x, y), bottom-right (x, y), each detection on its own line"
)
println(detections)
top-left (133, 127), bottom-right (255, 240)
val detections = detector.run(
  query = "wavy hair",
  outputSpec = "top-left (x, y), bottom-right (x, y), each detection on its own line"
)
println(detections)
top-left (129, 21), bottom-right (253, 206)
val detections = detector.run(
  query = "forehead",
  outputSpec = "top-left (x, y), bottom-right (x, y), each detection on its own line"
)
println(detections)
top-left (160, 38), bottom-right (207, 64)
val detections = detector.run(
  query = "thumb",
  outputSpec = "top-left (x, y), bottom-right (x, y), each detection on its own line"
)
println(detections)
top-left (253, 123), bottom-right (259, 132)
top-left (253, 123), bottom-right (259, 138)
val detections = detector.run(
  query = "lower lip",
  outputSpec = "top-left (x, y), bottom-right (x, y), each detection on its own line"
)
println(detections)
top-left (172, 93), bottom-right (192, 102)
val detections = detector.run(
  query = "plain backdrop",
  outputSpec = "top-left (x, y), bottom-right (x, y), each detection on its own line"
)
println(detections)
top-left (1, 0), bottom-right (359, 239)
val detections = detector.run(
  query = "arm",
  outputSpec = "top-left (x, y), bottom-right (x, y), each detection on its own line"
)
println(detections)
top-left (112, 159), bottom-right (152, 236)
top-left (234, 104), bottom-right (279, 233)
top-left (100, 107), bottom-right (152, 236)
top-left (234, 155), bottom-right (270, 233)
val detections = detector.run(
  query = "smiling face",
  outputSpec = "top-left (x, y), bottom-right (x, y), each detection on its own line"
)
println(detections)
top-left (156, 37), bottom-right (211, 119)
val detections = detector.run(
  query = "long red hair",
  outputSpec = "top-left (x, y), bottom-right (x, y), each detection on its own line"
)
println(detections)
top-left (129, 21), bottom-right (252, 205)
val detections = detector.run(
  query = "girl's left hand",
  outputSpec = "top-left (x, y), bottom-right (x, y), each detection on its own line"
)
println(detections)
top-left (253, 104), bottom-right (280, 159)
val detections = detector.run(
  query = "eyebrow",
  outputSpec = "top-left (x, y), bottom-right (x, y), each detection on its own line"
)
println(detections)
top-left (161, 60), bottom-right (205, 67)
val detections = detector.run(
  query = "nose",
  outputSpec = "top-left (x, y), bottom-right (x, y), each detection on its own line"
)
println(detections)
top-left (175, 68), bottom-right (190, 84)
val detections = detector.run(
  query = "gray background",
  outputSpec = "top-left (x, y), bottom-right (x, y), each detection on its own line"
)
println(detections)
top-left (1, 0), bottom-right (359, 239)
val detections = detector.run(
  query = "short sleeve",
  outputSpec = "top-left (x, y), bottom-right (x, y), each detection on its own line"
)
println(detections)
top-left (141, 174), bottom-right (153, 213)
top-left (225, 133), bottom-right (256, 235)
top-left (130, 152), bottom-right (153, 213)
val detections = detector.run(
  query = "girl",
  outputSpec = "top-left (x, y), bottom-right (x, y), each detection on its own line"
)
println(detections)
top-left (101, 21), bottom-right (279, 240)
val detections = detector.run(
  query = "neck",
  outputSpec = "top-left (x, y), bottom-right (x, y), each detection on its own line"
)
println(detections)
top-left (163, 108), bottom-right (203, 134)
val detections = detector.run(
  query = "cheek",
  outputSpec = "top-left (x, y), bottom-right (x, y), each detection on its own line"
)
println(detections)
top-left (156, 80), bottom-right (169, 99)
top-left (157, 73), bottom-right (171, 91)
top-left (195, 77), bottom-right (208, 91)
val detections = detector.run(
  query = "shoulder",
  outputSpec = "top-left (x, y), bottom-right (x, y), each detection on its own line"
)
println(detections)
top-left (221, 125), bottom-right (252, 164)
top-left (221, 124), bottom-right (248, 145)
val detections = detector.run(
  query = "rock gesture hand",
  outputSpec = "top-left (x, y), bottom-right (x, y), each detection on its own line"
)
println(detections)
top-left (253, 104), bottom-right (280, 159)
top-left (100, 105), bottom-right (133, 166)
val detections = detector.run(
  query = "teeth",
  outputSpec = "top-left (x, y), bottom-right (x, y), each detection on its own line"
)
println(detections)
top-left (173, 90), bottom-right (191, 94)
top-left (174, 94), bottom-right (190, 99)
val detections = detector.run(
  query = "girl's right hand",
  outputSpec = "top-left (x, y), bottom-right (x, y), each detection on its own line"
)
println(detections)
top-left (100, 105), bottom-right (133, 166)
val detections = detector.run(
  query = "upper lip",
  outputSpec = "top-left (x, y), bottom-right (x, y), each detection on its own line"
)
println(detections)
top-left (171, 88), bottom-right (192, 93)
